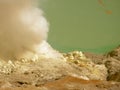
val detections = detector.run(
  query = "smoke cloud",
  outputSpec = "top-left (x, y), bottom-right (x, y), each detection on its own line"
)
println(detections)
top-left (0, 0), bottom-right (49, 60)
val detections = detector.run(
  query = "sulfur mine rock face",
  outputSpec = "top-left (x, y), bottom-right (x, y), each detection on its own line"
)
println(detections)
top-left (105, 58), bottom-right (120, 82)
top-left (0, 42), bottom-right (87, 88)
top-left (63, 51), bottom-right (108, 80)
top-left (0, 46), bottom-right (120, 90)
top-left (0, 42), bottom-right (68, 77)
top-left (83, 46), bottom-right (120, 82)
top-left (104, 46), bottom-right (120, 82)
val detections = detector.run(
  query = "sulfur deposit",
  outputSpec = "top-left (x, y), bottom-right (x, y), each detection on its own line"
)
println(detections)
top-left (63, 51), bottom-right (108, 80)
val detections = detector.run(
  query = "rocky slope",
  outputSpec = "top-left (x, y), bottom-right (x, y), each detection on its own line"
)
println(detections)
top-left (0, 45), bottom-right (120, 90)
top-left (84, 46), bottom-right (120, 82)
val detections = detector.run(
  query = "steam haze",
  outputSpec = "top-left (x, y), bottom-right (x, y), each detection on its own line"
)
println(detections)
top-left (0, 0), bottom-right (49, 60)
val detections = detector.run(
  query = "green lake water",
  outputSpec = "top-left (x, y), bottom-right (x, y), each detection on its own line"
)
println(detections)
top-left (40, 0), bottom-right (120, 53)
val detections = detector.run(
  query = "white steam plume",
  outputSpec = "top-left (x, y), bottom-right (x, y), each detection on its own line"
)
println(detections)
top-left (0, 0), bottom-right (49, 60)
